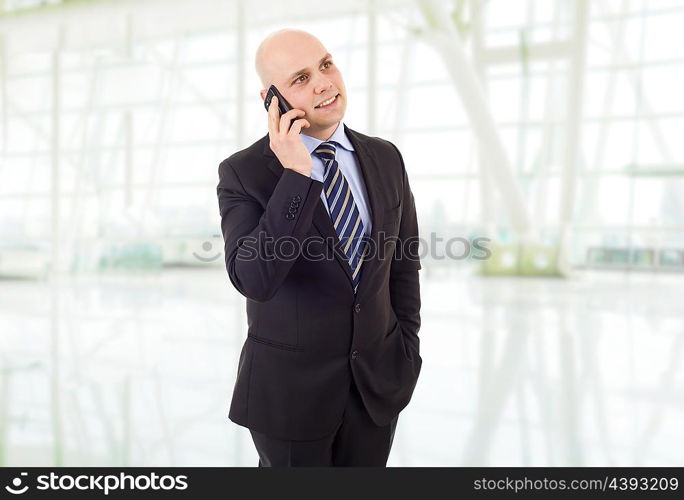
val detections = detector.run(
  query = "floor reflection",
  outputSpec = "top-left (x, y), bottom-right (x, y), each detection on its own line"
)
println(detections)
top-left (1, 269), bottom-right (682, 466)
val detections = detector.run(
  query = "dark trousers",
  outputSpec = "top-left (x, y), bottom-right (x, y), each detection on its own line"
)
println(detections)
top-left (249, 382), bottom-right (399, 467)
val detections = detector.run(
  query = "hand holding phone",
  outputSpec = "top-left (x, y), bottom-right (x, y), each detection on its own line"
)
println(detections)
top-left (264, 86), bottom-right (295, 122)
top-left (265, 85), bottom-right (312, 177)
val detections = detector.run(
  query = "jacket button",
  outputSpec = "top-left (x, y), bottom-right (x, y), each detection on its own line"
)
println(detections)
top-left (351, 350), bottom-right (359, 360)
top-left (286, 213), bottom-right (295, 220)
top-left (288, 206), bottom-right (297, 214)
top-left (293, 195), bottom-right (302, 203)
top-left (354, 303), bottom-right (361, 313)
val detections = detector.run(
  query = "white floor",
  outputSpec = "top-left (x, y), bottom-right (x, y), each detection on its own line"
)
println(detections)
top-left (1, 267), bottom-right (682, 466)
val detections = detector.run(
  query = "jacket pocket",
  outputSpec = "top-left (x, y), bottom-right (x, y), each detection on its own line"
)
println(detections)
top-left (248, 292), bottom-right (299, 347)
top-left (247, 334), bottom-right (304, 352)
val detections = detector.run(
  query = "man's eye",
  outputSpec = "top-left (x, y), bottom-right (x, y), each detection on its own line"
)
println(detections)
top-left (295, 75), bottom-right (308, 84)
top-left (323, 61), bottom-right (332, 69)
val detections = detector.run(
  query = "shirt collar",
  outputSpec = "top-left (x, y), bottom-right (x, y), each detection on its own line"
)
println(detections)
top-left (300, 121), bottom-right (355, 155)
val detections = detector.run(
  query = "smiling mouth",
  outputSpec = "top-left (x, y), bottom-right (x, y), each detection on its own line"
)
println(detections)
top-left (315, 94), bottom-right (339, 108)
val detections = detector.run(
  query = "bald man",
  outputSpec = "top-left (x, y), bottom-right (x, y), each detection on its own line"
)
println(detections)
top-left (217, 29), bottom-right (422, 466)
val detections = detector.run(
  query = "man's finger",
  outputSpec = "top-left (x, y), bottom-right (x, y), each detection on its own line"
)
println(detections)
top-left (268, 96), bottom-right (279, 134)
top-left (288, 119), bottom-right (310, 136)
top-left (279, 109), bottom-right (305, 135)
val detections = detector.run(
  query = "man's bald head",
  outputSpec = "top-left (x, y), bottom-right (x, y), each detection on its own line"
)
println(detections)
top-left (255, 29), bottom-right (327, 88)
top-left (254, 28), bottom-right (347, 141)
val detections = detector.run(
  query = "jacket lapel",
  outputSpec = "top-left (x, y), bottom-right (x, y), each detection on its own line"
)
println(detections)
top-left (261, 126), bottom-right (385, 297)
top-left (344, 125), bottom-right (384, 299)
top-left (311, 199), bottom-right (354, 286)
top-left (262, 135), bottom-right (354, 286)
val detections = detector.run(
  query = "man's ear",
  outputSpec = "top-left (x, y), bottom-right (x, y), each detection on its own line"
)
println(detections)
top-left (259, 89), bottom-right (267, 101)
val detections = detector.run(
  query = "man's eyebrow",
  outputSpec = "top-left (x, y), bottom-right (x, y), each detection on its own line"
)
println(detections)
top-left (287, 53), bottom-right (332, 81)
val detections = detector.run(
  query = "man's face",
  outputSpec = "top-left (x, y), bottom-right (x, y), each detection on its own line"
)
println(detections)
top-left (261, 35), bottom-right (347, 137)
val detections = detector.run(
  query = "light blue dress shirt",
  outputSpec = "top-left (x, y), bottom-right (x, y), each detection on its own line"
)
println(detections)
top-left (300, 122), bottom-right (373, 237)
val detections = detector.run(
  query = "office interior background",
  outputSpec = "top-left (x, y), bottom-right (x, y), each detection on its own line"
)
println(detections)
top-left (1, 0), bottom-right (683, 466)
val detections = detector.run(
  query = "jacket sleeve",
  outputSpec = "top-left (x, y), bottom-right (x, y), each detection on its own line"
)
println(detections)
top-left (216, 159), bottom-right (323, 302)
top-left (388, 143), bottom-right (422, 357)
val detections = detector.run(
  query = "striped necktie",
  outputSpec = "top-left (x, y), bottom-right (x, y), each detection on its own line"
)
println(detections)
top-left (313, 141), bottom-right (367, 292)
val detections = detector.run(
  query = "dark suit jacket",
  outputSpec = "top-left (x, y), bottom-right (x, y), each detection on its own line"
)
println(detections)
top-left (216, 124), bottom-right (421, 441)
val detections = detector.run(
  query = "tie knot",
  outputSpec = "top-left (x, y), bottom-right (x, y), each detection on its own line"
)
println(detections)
top-left (313, 141), bottom-right (337, 161)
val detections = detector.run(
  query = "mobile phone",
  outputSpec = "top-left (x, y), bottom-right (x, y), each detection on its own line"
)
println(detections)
top-left (264, 85), bottom-right (300, 131)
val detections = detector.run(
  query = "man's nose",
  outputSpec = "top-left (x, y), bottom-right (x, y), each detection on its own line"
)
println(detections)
top-left (314, 76), bottom-right (333, 93)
